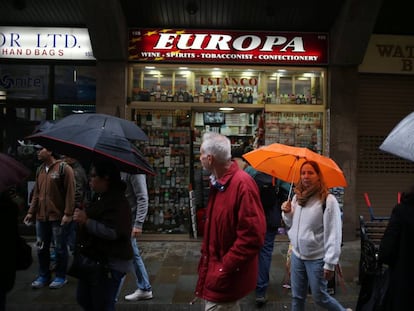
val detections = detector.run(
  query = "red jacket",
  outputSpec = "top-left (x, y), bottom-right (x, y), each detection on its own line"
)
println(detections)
top-left (195, 161), bottom-right (266, 302)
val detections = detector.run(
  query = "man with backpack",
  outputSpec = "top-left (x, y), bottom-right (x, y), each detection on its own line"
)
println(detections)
top-left (24, 146), bottom-right (75, 289)
top-left (232, 147), bottom-right (288, 307)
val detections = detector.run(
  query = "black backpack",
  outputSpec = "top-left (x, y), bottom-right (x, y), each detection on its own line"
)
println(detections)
top-left (253, 172), bottom-right (282, 231)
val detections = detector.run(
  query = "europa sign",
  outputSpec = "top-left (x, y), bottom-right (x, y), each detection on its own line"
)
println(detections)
top-left (0, 27), bottom-right (95, 60)
top-left (129, 28), bottom-right (328, 65)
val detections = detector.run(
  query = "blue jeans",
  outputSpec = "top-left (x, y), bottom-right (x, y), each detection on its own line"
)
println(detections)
top-left (65, 221), bottom-right (77, 254)
top-left (77, 268), bottom-right (125, 311)
top-left (256, 229), bottom-right (277, 298)
top-left (115, 237), bottom-right (151, 300)
top-left (131, 237), bottom-right (151, 291)
top-left (35, 220), bottom-right (69, 279)
top-left (290, 252), bottom-right (346, 311)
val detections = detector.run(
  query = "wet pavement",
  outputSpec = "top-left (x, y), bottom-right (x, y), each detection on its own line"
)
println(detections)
top-left (7, 234), bottom-right (361, 310)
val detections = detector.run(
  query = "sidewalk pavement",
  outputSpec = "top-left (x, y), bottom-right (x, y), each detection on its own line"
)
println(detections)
top-left (7, 234), bottom-right (361, 310)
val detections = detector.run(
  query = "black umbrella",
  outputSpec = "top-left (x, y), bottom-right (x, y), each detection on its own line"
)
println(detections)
top-left (33, 120), bottom-right (55, 134)
top-left (26, 125), bottom-right (155, 175)
top-left (50, 113), bottom-right (148, 141)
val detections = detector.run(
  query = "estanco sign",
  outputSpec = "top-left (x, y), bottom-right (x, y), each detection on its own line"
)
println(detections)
top-left (129, 28), bottom-right (328, 65)
top-left (0, 27), bottom-right (95, 60)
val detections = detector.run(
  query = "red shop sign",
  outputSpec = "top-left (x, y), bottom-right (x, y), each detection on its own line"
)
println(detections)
top-left (128, 28), bottom-right (328, 65)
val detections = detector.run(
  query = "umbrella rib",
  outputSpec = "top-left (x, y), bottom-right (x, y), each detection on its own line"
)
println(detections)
top-left (40, 135), bottom-right (96, 152)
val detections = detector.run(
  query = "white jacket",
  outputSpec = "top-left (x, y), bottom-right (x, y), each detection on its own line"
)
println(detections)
top-left (282, 193), bottom-right (342, 271)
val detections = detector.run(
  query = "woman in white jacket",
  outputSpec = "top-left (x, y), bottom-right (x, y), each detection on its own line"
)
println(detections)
top-left (282, 161), bottom-right (351, 311)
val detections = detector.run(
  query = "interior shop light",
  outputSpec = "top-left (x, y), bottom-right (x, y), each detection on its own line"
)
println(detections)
top-left (0, 90), bottom-right (6, 101)
top-left (211, 70), bottom-right (223, 77)
top-left (219, 107), bottom-right (235, 111)
top-left (179, 70), bottom-right (191, 76)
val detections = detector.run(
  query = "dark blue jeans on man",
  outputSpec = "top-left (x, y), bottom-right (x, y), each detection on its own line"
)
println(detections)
top-left (35, 220), bottom-right (69, 280)
top-left (256, 229), bottom-right (278, 299)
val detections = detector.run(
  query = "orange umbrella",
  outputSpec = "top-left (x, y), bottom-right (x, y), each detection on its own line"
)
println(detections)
top-left (242, 143), bottom-right (347, 189)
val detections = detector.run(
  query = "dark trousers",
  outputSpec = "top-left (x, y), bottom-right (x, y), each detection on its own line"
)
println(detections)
top-left (256, 229), bottom-right (277, 298)
top-left (76, 268), bottom-right (125, 311)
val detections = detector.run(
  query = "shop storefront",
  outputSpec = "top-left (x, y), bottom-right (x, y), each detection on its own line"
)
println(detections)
top-left (356, 34), bottom-right (414, 218)
top-left (0, 26), bottom-right (97, 201)
top-left (127, 28), bottom-right (332, 235)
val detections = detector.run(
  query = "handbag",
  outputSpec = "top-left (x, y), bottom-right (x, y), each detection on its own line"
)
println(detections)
top-left (360, 265), bottom-right (390, 311)
top-left (67, 252), bottom-right (108, 284)
top-left (16, 236), bottom-right (33, 270)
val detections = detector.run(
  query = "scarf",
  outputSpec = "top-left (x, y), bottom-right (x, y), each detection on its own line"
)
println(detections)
top-left (295, 182), bottom-right (321, 206)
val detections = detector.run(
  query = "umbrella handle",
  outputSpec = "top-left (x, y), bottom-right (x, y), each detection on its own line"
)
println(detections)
top-left (287, 159), bottom-right (299, 200)
top-left (288, 183), bottom-right (294, 201)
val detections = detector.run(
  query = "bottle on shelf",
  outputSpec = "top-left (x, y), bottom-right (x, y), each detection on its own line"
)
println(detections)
top-left (248, 90), bottom-right (253, 104)
top-left (238, 88), bottom-right (244, 103)
top-left (216, 87), bottom-right (222, 103)
top-left (202, 87), bottom-right (209, 103)
top-left (210, 88), bottom-right (217, 103)
top-left (227, 88), bottom-right (233, 103)
top-left (178, 89), bottom-right (184, 102)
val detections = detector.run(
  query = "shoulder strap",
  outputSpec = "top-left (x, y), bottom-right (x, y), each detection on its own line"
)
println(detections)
top-left (322, 196), bottom-right (327, 213)
top-left (36, 163), bottom-right (45, 179)
top-left (59, 161), bottom-right (66, 177)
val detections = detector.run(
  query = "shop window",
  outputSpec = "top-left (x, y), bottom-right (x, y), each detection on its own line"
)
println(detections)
top-left (0, 64), bottom-right (49, 100)
top-left (53, 104), bottom-right (96, 120)
top-left (54, 65), bottom-right (96, 102)
top-left (129, 65), bottom-right (325, 106)
top-left (30, 108), bottom-right (47, 121)
top-left (266, 71), bottom-right (323, 105)
top-left (265, 111), bottom-right (323, 152)
top-left (279, 76), bottom-right (292, 97)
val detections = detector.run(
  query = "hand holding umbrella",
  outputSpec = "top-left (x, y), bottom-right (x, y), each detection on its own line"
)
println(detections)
top-left (281, 200), bottom-right (293, 214)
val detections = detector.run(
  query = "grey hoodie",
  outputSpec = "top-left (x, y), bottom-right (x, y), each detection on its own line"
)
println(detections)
top-left (121, 172), bottom-right (149, 229)
top-left (282, 193), bottom-right (342, 271)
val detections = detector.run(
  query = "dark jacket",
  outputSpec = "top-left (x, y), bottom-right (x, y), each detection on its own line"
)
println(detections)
top-left (0, 190), bottom-right (18, 293)
top-left (195, 161), bottom-right (266, 303)
top-left (77, 184), bottom-right (133, 262)
top-left (245, 166), bottom-right (282, 231)
top-left (379, 191), bottom-right (414, 310)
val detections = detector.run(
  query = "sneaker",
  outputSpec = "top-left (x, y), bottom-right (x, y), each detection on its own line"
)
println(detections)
top-left (49, 277), bottom-right (68, 289)
top-left (255, 296), bottom-right (267, 308)
top-left (125, 289), bottom-right (153, 301)
top-left (31, 276), bottom-right (50, 289)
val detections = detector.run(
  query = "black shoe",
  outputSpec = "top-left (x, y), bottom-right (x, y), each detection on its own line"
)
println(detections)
top-left (255, 296), bottom-right (267, 308)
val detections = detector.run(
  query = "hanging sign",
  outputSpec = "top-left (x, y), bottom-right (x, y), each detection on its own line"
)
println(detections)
top-left (0, 27), bottom-right (95, 60)
top-left (128, 28), bottom-right (328, 65)
top-left (359, 34), bottom-right (414, 74)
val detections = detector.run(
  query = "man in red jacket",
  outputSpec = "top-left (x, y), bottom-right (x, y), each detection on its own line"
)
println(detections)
top-left (195, 132), bottom-right (266, 310)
